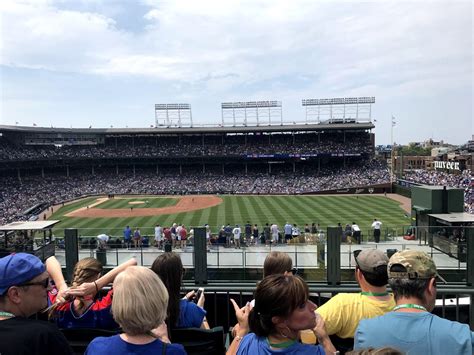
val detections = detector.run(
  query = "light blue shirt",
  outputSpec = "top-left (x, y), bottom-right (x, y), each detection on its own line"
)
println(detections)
top-left (237, 333), bottom-right (324, 355)
top-left (355, 311), bottom-right (474, 355)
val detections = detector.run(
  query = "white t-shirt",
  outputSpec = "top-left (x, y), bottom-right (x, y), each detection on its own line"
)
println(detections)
top-left (371, 221), bottom-right (382, 230)
top-left (233, 227), bottom-right (241, 239)
top-left (155, 226), bottom-right (163, 240)
top-left (352, 224), bottom-right (361, 232)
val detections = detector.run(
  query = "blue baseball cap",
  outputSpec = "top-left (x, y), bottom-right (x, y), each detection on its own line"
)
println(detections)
top-left (0, 253), bottom-right (46, 295)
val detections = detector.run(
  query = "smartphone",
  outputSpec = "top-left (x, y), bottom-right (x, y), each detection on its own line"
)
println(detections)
top-left (194, 287), bottom-right (204, 303)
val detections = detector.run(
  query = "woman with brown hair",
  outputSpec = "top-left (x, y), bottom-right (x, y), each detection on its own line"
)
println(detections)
top-left (48, 257), bottom-right (137, 329)
top-left (151, 252), bottom-right (209, 329)
top-left (227, 274), bottom-right (336, 355)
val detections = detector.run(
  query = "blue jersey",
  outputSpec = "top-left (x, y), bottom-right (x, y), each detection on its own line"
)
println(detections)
top-left (86, 334), bottom-right (186, 355)
top-left (237, 333), bottom-right (324, 355)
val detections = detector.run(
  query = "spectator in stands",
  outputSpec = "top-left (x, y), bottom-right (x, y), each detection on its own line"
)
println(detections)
top-left (154, 224), bottom-right (163, 249)
top-left (263, 251), bottom-right (294, 278)
top-left (151, 253), bottom-right (209, 329)
top-left (263, 223), bottom-right (271, 245)
top-left (0, 253), bottom-right (73, 354)
top-left (352, 222), bottom-right (361, 244)
top-left (85, 266), bottom-right (186, 354)
top-left (284, 222), bottom-right (293, 244)
top-left (233, 224), bottom-right (242, 249)
top-left (227, 274), bottom-right (336, 355)
top-left (354, 250), bottom-right (474, 354)
top-left (252, 224), bottom-right (259, 245)
top-left (292, 223), bottom-right (301, 242)
top-left (48, 257), bottom-right (137, 330)
top-left (133, 227), bottom-right (141, 249)
top-left (123, 225), bottom-right (132, 249)
top-left (178, 225), bottom-right (187, 249)
top-left (371, 218), bottom-right (382, 243)
top-left (270, 223), bottom-right (279, 245)
top-left (233, 251), bottom-right (295, 336)
top-left (225, 224), bottom-right (233, 248)
top-left (244, 222), bottom-right (252, 246)
top-left (316, 249), bottom-right (395, 352)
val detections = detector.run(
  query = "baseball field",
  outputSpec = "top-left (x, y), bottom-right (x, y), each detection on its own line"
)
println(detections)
top-left (49, 194), bottom-right (411, 238)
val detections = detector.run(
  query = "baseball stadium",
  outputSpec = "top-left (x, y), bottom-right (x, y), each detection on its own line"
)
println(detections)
top-left (0, 98), bottom-right (473, 353)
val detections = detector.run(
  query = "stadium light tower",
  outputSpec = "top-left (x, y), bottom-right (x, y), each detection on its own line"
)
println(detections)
top-left (155, 104), bottom-right (192, 128)
top-left (221, 101), bottom-right (282, 127)
top-left (302, 97), bottom-right (375, 124)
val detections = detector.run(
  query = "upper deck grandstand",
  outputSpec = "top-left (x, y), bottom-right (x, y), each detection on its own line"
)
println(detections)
top-left (0, 121), bottom-right (391, 224)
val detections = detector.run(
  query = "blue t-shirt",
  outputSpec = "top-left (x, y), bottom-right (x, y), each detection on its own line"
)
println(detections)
top-left (123, 228), bottom-right (132, 240)
top-left (85, 334), bottom-right (186, 355)
top-left (177, 299), bottom-right (206, 328)
top-left (355, 311), bottom-right (474, 355)
top-left (236, 333), bottom-right (325, 355)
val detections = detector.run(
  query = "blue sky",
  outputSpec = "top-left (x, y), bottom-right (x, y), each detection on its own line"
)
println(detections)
top-left (0, 0), bottom-right (472, 145)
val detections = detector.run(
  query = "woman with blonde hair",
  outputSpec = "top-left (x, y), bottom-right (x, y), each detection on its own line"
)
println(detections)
top-left (48, 257), bottom-right (137, 329)
top-left (85, 266), bottom-right (186, 354)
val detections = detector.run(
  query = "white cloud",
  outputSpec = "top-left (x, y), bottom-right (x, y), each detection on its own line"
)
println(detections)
top-left (1, 0), bottom-right (472, 143)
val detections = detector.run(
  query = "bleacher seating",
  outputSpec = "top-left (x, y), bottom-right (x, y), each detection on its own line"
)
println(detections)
top-left (170, 326), bottom-right (226, 355)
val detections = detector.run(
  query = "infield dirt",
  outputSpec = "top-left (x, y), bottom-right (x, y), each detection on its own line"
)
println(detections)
top-left (65, 195), bottom-right (223, 218)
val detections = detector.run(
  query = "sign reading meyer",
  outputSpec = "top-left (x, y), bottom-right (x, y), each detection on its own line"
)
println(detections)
top-left (434, 160), bottom-right (462, 172)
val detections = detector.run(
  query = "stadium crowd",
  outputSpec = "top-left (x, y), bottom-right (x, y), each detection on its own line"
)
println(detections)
top-left (403, 169), bottom-right (473, 213)
top-left (1, 249), bottom-right (473, 354)
top-left (0, 161), bottom-right (389, 225)
top-left (0, 140), bottom-right (372, 161)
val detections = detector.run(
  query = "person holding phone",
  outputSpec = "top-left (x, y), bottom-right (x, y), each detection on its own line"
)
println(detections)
top-left (151, 253), bottom-right (209, 329)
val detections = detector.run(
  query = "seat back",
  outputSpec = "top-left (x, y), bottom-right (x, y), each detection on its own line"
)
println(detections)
top-left (170, 326), bottom-right (226, 355)
top-left (61, 328), bottom-right (119, 355)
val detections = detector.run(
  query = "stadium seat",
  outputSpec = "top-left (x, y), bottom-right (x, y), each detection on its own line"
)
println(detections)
top-left (60, 328), bottom-right (119, 355)
top-left (170, 326), bottom-right (226, 355)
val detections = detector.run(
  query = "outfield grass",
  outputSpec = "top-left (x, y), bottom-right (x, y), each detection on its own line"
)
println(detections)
top-left (50, 195), bottom-right (410, 238)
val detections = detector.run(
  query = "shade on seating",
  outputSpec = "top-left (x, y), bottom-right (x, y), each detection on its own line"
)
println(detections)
top-left (170, 326), bottom-right (226, 355)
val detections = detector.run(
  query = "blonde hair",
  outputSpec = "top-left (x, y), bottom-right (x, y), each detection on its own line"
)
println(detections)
top-left (112, 266), bottom-right (169, 335)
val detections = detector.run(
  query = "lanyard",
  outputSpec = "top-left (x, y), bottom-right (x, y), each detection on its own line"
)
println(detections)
top-left (360, 291), bottom-right (389, 297)
top-left (393, 304), bottom-right (427, 312)
top-left (0, 311), bottom-right (15, 318)
top-left (266, 338), bottom-right (297, 349)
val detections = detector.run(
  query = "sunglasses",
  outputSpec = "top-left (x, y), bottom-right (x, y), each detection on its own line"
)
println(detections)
top-left (353, 249), bottom-right (362, 268)
top-left (18, 277), bottom-right (51, 289)
top-left (290, 267), bottom-right (298, 275)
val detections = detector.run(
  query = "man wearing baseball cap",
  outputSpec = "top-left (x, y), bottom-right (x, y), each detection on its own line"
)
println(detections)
top-left (354, 250), bottom-right (474, 354)
top-left (0, 253), bottom-right (72, 355)
top-left (315, 249), bottom-right (395, 350)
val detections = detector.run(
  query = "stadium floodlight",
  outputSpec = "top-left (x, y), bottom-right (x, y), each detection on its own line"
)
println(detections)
top-left (154, 103), bottom-right (192, 128)
top-left (302, 97), bottom-right (375, 106)
top-left (301, 97), bottom-right (375, 123)
top-left (221, 101), bottom-right (282, 109)
top-left (221, 100), bottom-right (283, 127)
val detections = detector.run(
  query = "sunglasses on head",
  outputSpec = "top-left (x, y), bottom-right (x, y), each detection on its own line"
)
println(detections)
top-left (353, 249), bottom-right (362, 268)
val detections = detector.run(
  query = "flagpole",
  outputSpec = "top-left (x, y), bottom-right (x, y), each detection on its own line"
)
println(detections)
top-left (390, 116), bottom-right (396, 190)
